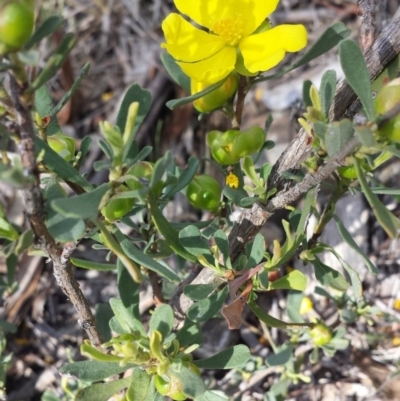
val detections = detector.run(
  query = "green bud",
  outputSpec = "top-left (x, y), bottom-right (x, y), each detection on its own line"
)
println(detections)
top-left (0, 0), bottom-right (34, 50)
top-left (374, 79), bottom-right (400, 143)
top-left (101, 185), bottom-right (134, 222)
top-left (47, 133), bottom-right (76, 161)
top-left (207, 126), bottom-right (265, 165)
top-left (191, 73), bottom-right (239, 113)
top-left (186, 175), bottom-right (221, 212)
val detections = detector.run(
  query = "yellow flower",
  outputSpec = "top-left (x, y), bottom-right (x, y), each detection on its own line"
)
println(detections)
top-left (226, 172), bottom-right (239, 188)
top-left (161, 0), bottom-right (308, 85)
top-left (394, 299), bottom-right (400, 310)
top-left (300, 296), bottom-right (313, 315)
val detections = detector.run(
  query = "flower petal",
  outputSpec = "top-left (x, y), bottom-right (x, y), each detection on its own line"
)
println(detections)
top-left (174, 0), bottom-right (279, 35)
top-left (239, 24), bottom-right (308, 73)
top-left (178, 47), bottom-right (237, 85)
top-left (161, 13), bottom-right (225, 62)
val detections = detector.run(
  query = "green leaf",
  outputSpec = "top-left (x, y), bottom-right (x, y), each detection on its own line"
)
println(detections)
top-left (339, 39), bottom-right (375, 121)
top-left (319, 70), bottom-right (337, 119)
top-left (255, 22), bottom-right (351, 83)
top-left (160, 52), bottom-right (190, 93)
top-left (245, 233), bottom-right (265, 268)
top-left (367, 187), bottom-right (400, 195)
top-left (148, 192), bottom-right (197, 262)
top-left (163, 156), bottom-right (199, 198)
top-left (75, 377), bottom-right (131, 401)
top-left (179, 225), bottom-right (212, 257)
top-left (303, 80), bottom-right (313, 107)
top-left (117, 259), bottom-right (142, 324)
top-left (116, 84), bottom-right (151, 158)
top-left (60, 361), bottom-right (133, 382)
top-left (176, 319), bottom-right (203, 348)
top-left (76, 136), bottom-right (92, 171)
top-left (0, 217), bottom-right (18, 240)
top-left (311, 258), bottom-right (349, 291)
top-left (187, 287), bottom-right (229, 322)
top-left (28, 34), bottom-right (77, 93)
top-left (50, 62), bottom-right (90, 118)
top-left (325, 119), bottom-right (354, 158)
top-left (169, 365), bottom-right (206, 398)
top-left (25, 15), bottom-right (63, 48)
top-left (35, 137), bottom-right (92, 190)
top-left (195, 391), bottom-right (229, 401)
top-left (213, 230), bottom-right (229, 262)
top-left (0, 318), bottom-right (16, 334)
top-left (295, 187), bottom-right (317, 240)
top-left (95, 303), bottom-right (113, 342)
top-left (333, 250), bottom-right (363, 298)
top-left (126, 369), bottom-right (152, 401)
top-left (14, 229), bottom-right (34, 255)
top-left (51, 183), bottom-right (110, 219)
top-left (44, 179), bottom-right (86, 242)
top-left (194, 345), bottom-right (251, 369)
top-left (166, 76), bottom-right (228, 110)
top-left (33, 86), bottom-right (61, 135)
top-left (116, 231), bottom-right (180, 282)
top-left (354, 158), bottom-right (400, 239)
top-left (286, 291), bottom-right (304, 323)
top-left (70, 258), bottom-right (116, 271)
top-left (333, 214), bottom-right (378, 274)
top-left (149, 304), bottom-right (174, 340)
top-left (184, 283), bottom-right (221, 301)
top-left (109, 298), bottom-right (144, 334)
top-left (266, 345), bottom-right (293, 367)
top-left (248, 300), bottom-right (315, 329)
top-left (269, 270), bottom-right (307, 291)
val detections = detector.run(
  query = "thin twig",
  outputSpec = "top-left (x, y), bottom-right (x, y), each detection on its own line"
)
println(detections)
top-left (9, 75), bottom-right (103, 348)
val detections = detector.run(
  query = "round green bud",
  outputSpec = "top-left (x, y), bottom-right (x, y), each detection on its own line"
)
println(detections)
top-left (186, 175), bottom-right (221, 212)
top-left (374, 79), bottom-right (400, 143)
top-left (310, 323), bottom-right (332, 347)
top-left (125, 161), bottom-right (154, 190)
top-left (207, 127), bottom-right (265, 165)
top-left (101, 185), bottom-right (134, 222)
top-left (47, 133), bottom-right (75, 161)
top-left (192, 73), bottom-right (239, 113)
top-left (0, 0), bottom-right (34, 49)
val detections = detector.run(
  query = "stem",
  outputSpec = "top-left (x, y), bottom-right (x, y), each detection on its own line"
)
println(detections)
top-left (9, 74), bottom-right (103, 348)
top-left (232, 75), bottom-right (247, 129)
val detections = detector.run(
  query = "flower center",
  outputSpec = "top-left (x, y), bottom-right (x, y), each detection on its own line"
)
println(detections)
top-left (211, 16), bottom-right (244, 46)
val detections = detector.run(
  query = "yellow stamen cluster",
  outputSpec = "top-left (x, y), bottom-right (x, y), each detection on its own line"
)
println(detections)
top-left (211, 16), bottom-right (244, 46)
top-left (226, 172), bottom-right (239, 188)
